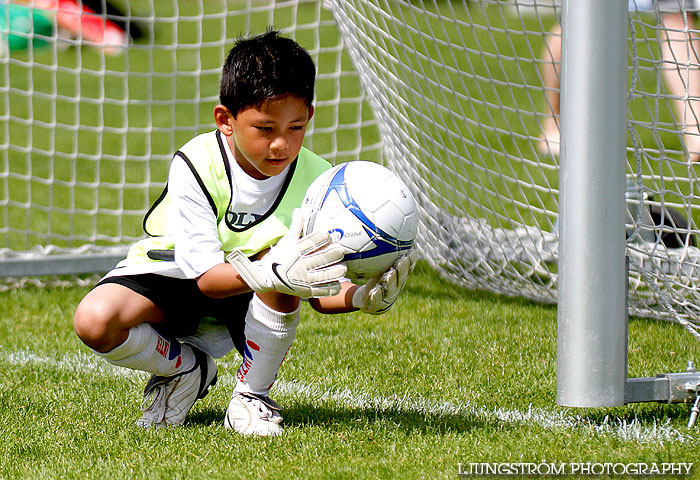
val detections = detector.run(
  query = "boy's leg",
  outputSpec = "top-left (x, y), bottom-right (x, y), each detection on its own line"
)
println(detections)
top-left (74, 283), bottom-right (196, 375)
top-left (660, 11), bottom-right (700, 162)
top-left (539, 23), bottom-right (562, 156)
top-left (224, 292), bottom-right (300, 436)
top-left (73, 281), bottom-right (217, 427)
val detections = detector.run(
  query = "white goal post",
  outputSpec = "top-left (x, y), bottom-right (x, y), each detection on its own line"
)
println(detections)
top-left (555, 0), bottom-right (628, 407)
top-left (2, 1), bottom-right (700, 403)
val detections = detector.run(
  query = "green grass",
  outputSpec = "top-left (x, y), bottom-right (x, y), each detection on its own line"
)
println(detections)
top-left (0, 263), bottom-right (698, 480)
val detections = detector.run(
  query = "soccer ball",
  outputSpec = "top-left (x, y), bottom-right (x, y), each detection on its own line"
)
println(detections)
top-left (301, 161), bottom-right (418, 281)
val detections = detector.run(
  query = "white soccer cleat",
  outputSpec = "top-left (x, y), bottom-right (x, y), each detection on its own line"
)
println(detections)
top-left (224, 392), bottom-right (284, 436)
top-left (136, 347), bottom-right (217, 428)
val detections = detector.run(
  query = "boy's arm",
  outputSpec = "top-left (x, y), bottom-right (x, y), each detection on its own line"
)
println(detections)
top-left (308, 281), bottom-right (361, 314)
top-left (198, 243), bottom-right (346, 300)
top-left (225, 208), bottom-right (347, 299)
top-left (310, 249), bottom-right (417, 315)
top-left (196, 262), bottom-right (254, 299)
top-left (199, 212), bottom-right (346, 299)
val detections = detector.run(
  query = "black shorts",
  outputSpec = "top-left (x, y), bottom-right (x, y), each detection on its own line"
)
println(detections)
top-left (96, 274), bottom-right (254, 355)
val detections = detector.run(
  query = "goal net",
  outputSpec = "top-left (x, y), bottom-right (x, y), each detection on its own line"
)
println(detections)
top-left (327, 0), bottom-right (700, 339)
top-left (0, 0), bottom-right (381, 274)
top-left (2, 0), bottom-right (700, 338)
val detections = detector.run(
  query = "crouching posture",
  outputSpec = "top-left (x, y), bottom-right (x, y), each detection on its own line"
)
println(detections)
top-left (73, 30), bottom-right (415, 436)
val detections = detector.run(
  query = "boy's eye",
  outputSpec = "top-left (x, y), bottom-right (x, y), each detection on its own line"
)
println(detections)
top-left (255, 126), bottom-right (272, 132)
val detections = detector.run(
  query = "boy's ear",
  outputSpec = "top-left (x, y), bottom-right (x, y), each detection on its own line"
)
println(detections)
top-left (214, 105), bottom-right (234, 135)
top-left (308, 104), bottom-right (314, 121)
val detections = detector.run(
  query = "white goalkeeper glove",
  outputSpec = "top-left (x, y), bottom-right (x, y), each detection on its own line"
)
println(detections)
top-left (226, 209), bottom-right (347, 298)
top-left (352, 248), bottom-right (417, 315)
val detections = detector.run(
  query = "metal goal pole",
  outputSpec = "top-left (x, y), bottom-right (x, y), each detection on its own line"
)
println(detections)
top-left (557, 0), bottom-right (628, 407)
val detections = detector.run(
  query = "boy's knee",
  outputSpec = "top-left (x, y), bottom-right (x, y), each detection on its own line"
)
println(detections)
top-left (73, 301), bottom-right (119, 352)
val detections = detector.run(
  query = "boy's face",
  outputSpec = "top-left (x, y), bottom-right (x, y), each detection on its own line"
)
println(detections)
top-left (217, 95), bottom-right (313, 180)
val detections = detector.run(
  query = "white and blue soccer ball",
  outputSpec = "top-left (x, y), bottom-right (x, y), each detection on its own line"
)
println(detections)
top-left (301, 161), bottom-right (418, 281)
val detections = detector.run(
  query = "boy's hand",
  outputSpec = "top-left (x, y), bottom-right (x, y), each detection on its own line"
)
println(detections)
top-left (352, 248), bottom-right (417, 315)
top-left (226, 209), bottom-right (346, 298)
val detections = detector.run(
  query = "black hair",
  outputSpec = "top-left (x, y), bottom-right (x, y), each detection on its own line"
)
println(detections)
top-left (220, 29), bottom-right (316, 117)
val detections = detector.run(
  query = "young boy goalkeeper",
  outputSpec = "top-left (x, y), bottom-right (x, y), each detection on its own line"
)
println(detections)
top-left (73, 30), bottom-right (415, 436)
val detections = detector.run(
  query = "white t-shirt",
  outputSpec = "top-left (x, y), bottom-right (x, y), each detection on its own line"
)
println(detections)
top-left (166, 136), bottom-right (289, 279)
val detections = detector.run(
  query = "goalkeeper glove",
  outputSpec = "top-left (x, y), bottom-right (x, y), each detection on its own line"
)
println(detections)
top-left (226, 209), bottom-right (347, 298)
top-left (352, 248), bottom-right (417, 315)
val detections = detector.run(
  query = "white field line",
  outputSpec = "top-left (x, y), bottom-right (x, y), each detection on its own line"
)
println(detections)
top-left (2, 349), bottom-right (695, 444)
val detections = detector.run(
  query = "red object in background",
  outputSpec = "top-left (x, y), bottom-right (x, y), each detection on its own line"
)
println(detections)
top-left (16, 0), bottom-right (128, 53)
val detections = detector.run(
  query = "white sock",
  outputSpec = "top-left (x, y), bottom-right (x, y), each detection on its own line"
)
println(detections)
top-left (234, 294), bottom-right (300, 396)
top-left (96, 323), bottom-right (195, 377)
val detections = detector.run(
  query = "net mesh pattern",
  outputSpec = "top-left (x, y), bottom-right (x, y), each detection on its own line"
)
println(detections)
top-left (2, 0), bottom-right (700, 339)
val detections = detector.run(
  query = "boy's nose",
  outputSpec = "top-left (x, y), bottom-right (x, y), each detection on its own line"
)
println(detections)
top-left (270, 136), bottom-right (289, 153)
